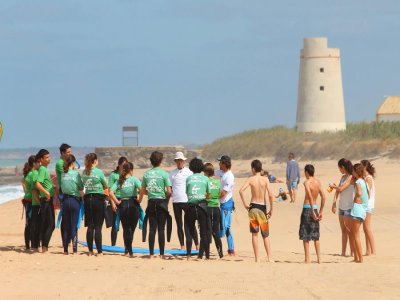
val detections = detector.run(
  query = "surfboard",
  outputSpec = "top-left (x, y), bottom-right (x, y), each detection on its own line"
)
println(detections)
top-left (0, 122), bottom-right (3, 142)
top-left (78, 241), bottom-right (198, 256)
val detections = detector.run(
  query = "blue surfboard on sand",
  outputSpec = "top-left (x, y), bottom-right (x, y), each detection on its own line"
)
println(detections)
top-left (78, 241), bottom-right (198, 256)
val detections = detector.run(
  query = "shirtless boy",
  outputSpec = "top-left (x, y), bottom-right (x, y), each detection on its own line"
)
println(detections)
top-left (239, 160), bottom-right (273, 262)
top-left (299, 164), bottom-right (326, 263)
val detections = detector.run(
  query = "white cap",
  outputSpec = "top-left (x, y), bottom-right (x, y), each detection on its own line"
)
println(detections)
top-left (174, 152), bottom-right (187, 161)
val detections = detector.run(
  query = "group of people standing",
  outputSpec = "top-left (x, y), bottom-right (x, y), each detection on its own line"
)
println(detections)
top-left (20, 144), bottom-right (236, 260)
top-left (20, 144), bottom-right (376, 264)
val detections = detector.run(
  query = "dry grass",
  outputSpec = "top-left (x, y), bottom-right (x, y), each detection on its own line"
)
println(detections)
top-left (202, 122), bottom-right (400, 161)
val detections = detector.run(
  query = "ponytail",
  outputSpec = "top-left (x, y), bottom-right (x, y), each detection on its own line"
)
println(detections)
top-left (63, 155), bottom-right (76, 173)
top-left (84, 153), bottom-right (97, 176)
top-left (361, 160), bottom-right (376, 177)
top-left (338, 158), bottom-right (353, 175)
top-left (118, 162), bottom-right (133, 188)
top-left (23, 155), bottom-right (36, 177)
top-left (114, 156), bottom-right (128, 173)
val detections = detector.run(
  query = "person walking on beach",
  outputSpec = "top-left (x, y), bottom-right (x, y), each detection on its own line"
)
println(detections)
top-left (349, 163), bottom-right (369, 263)
top-left (109, 162), bottom-right (141, 257)
top-left (35, 149), bottom-right (55, 253)
top-left (286, 153), bottom-right (300, 203)
top-left (239, 160), bottom-right (274, 263)
top-left (299, 164), bottom-right (325, 263)
top-left (203, 163), bottom-right (223, 258)
top-left (215, 155), bottom-right (236, 256)
top-left (21, 155), bottom-right (36, 250)
top-left (331, 158), bottom-right (354, 257)
top-left (108, 156), bottom-right (128, 246)
top-left (361, 160), bottom-right (376, 256)
top-left (139, 151), bottom-right (172, 259)
top-left (82, 153), bottom-right (108, 256)
top-left (185, 158), bottom-right (210, 260)
top-left (169, 152), bottom-right (199, 251)
top-left (60, 155), bottom-right (83, 255)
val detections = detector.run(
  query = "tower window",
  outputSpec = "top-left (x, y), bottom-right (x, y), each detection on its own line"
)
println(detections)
top-left (320, 86), bottom-right (324, 91)
top-left (320, 68), bottom-right (324, 72)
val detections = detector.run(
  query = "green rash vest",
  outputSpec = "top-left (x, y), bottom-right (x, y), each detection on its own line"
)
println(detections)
top-left (186, 173), bottom-right (210, 204)
top-left (23, 171), bottom-right (34, 200)
top-left (108, 171), bottom-right (121, 198)
top-left (82, 168), bottom-right (107, 195)
top-left (207, 177), bottom-right (221, 207)
top-left (111, 176), bottom-right (141, 199)
top-left (61, 169), bottom-right (83, 198)
top-left (141, 168), bottom-right (171, 200)
top-left (31, 170), bottom-right (39, 206)
top-left (55, 158), bottom-right (64, 187)
top-left (36, 165), bottom-right (55, 198)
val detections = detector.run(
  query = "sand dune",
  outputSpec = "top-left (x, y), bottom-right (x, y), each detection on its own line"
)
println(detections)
top-left (0, 158), bottom-right (399, 299)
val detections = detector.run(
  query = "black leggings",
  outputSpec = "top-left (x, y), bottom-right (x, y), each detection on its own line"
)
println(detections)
top-left (119, 198), bottom-right (140, 255)
top-left (31, 205), bottom-right (41, 249)
top-left (61, 195), bottom-right (80, 253)
top-left (147, 199), bottom-right (168, 256)
top-left (185, 203), bottom-right (210, 258)
top-left (173, 203), bottom-right (199, 247)
top-left (84, 194), bottom-right (105, 254)
top-left (23, 201), bottom-right (32, 249)
top-left (207, 206), bottom-right (223, 256)
top-left (40, 198), bottom-right (55, 248)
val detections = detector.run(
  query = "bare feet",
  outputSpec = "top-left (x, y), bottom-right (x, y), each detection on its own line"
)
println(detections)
top-left (63, 252), bottom-right (68, 255)
top-left (187, 256), bottom-right (191, 261)
top-left (149, 255), bottom-right (157, 259)
top-left (129, 254), bottom-right (134, 258)
top-left (88, 251), bottom-right (94, 257)
top-left (160, 255), bottom-right (166, 260)
top-left (41, 247), bottom-right (48, 253)
top-left (97, 253), bottom-right (103, 257)
top-left (304, 260), bottom-right (311, 264)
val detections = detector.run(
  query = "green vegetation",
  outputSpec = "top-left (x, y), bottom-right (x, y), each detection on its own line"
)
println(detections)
top-left (202, 122), bottom-right (400, 161)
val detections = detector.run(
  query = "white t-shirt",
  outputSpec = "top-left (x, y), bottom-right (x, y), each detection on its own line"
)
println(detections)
top-left (365, 175), bottom-right (376, 209)
top-left (169, 167), bottom-right (193, 203)
top-left (215, 169), bottom-right (235, 204)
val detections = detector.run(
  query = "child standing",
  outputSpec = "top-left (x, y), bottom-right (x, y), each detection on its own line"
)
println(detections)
top-left (239, 160), bottom-right (274, 262)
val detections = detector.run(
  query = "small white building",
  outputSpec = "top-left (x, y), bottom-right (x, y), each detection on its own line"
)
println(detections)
top-left (376, 96), bottom-right (400, 122)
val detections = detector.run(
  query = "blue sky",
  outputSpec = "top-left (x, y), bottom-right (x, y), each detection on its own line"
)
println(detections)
top-left (1, 0), bottom-right (399, 148)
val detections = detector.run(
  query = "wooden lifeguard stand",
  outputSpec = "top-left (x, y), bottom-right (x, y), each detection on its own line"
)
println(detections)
top-left (122, 126), bottom-right (139, 146)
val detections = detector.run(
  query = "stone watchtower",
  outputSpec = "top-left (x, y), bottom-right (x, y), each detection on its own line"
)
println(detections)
top-left (296, 37), bottom-right (346, 132)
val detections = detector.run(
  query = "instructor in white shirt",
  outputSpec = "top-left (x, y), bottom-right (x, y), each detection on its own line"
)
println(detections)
top-left (169, 152), bottom-right (199, 250)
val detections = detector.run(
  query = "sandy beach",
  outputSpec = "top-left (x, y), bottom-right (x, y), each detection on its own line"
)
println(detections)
top-left (1, 158), bottom-right (399, 299)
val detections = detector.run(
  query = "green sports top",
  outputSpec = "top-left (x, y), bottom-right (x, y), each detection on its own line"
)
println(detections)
top-left (207, 177), bottom-right (220, 207)
top-left (23, 171), bottom-right (34, 200)
top-left (82, 168), bottom-right (107, 195)
top-left (36, 165), bottom-right (55, 198)
top-left (30, 170), bottom-right (39, 206)
top-left (186, 173), bottom-right (210, 204)
top-left (55, 158), bottom-right (64, 187)
top-left (111, 176), bottom-right (141, 199)
top-left (108, 171), bottom-right (121, 198)
top-left (141, 168), bottom-right (171, 200)
top-left (61, 169), bottom-right (84, 198)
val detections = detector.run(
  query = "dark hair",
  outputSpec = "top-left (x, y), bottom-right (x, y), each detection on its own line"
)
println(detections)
top-left (353, 163), bottom-right (364, 178)
top-left (204, 163), bottom-right (215, 177)
top-left (59, 143), bottom-right (71, 155)
top-left (338, 158), bottom-right (353, 175)
top-left (84, 153), bottom-right (97, 176)
top-left (288, 153), bottom-right (295, 159)
top-left (304, 164), bottom-right (315, 176)
top-left (23, 155), bottom-right (36, 177)
top-left (361, 160), bottom-right (376, 177)
top-left (36, 149), bottom-right (49, 160)
top-left (114, 156), bottom-right (128, 173)
top-left (251, 160), bottom-right (262, 173)
top-left (150, 151), bottom-right (163, 167)
top-left (220, 159), bottom-right (232, 169)
top-left (118, 162), bottom-right (133, 188)
top-left (189, 158), bottom-right (204, 174)
top-left (63, 155), bottom-right (76, 173)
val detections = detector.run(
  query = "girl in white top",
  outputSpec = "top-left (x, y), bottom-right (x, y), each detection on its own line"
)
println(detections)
top-left (361, 160), bottom-right (376, 256)
top-left (332, 158), bottom-right (354, 257)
